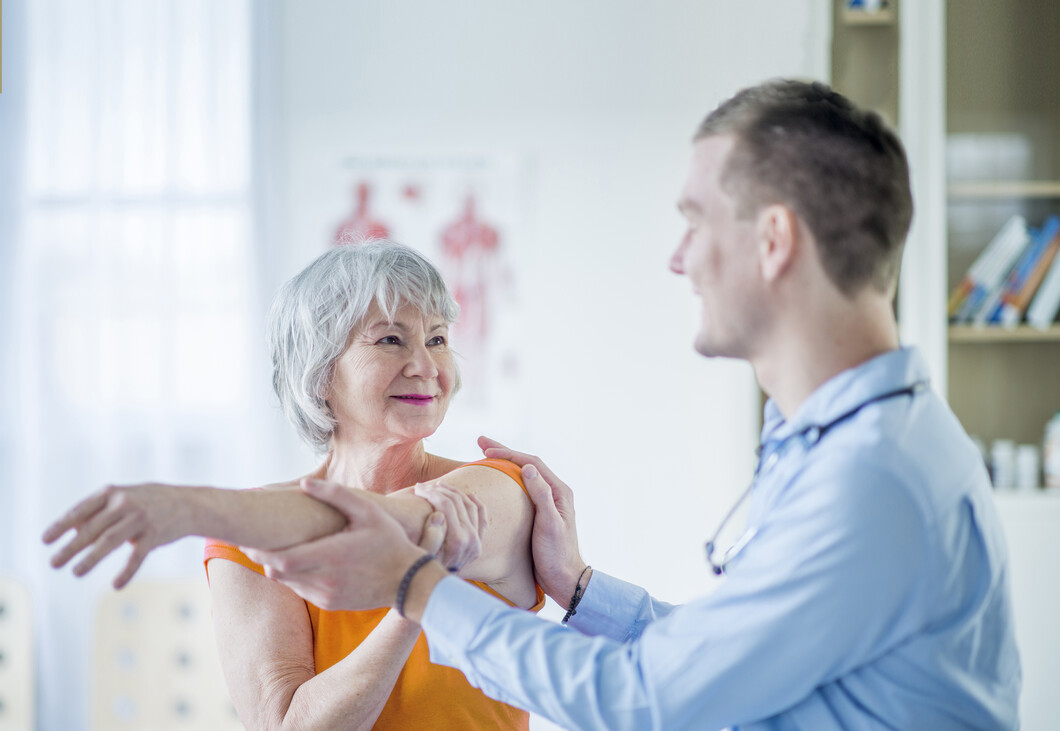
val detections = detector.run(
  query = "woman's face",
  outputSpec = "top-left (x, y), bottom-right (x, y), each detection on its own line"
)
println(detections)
top-left (327, 301), bottom-right (456, 445)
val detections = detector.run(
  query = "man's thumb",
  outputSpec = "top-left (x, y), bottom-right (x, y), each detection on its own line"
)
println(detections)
top-left (522, 464), bottom-right (556, 514)
top-left (419, 511), bottom-right (446, 554)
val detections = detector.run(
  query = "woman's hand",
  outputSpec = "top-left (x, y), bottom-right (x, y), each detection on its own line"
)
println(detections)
top-left (414, 482), bottom-right (486, 572)
top-left (42, 484), bottom-right (195, 588)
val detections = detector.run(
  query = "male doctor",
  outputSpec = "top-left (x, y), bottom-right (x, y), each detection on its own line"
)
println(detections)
top-left (248, 79), bottom-right (1020, 730)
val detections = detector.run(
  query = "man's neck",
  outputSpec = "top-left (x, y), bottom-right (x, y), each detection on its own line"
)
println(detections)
top-left (754, 292), bottom-right (900, 419)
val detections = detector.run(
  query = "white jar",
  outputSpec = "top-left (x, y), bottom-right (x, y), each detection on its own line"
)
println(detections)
top-left (991, 439), bottom-right (1017, 490)
top-left (1016, 444), bottom-right (1040, 491)
top-left (1045, 412), bottom-right (1060, 489)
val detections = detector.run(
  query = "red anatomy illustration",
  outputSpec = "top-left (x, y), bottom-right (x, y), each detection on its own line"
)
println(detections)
top-left (442, 193), bottom-right (503, 342)
top-left (333, 182), bottom-right (390, 245)
top-left (439, 193), bottom-right (510, 401)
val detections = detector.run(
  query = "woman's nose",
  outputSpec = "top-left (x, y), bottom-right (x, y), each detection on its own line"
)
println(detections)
top-left (404, 344), bottom-right (439, 378)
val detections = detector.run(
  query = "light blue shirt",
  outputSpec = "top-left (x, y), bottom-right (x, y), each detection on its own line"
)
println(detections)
top-left (422, 348), bottom-right (1020, 730)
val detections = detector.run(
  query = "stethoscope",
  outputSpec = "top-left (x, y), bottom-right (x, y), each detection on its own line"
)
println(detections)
top-left (704, 378), bottom-right (929, 576)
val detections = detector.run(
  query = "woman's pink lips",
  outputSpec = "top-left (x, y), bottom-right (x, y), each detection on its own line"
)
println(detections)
top-left (392, 394), bottom-right (435, 404)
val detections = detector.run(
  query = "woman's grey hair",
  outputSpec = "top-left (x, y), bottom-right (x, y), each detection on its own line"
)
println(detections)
top-left (268, 240), bottom-right (460, 453)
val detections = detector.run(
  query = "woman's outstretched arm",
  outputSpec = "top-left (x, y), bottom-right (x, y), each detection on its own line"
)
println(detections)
top-left (42, 463), bottom-right (535, 607)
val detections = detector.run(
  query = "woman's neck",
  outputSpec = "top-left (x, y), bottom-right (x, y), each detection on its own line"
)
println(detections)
top-left (324, 436), bottom-right (439, 495)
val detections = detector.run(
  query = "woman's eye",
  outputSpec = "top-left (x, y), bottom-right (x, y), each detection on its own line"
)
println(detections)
top-left (377, 335), bottom-right (401, 345)
top-left (428, 336), bottom-right (447, 346)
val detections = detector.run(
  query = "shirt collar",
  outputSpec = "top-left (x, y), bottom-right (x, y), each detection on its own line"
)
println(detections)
top-left (760, 346), bottom-right (931, 446)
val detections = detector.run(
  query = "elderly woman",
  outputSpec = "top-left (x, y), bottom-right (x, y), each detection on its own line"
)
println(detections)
top-left (44, 241), bottom-right (540, 729)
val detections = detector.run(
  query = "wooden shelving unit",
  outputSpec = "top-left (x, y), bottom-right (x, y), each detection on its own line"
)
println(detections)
top-left (947, 181), bottom-right (1060, 199)
top-left (840, 8), bottom-right (896, 26)
top-left (944, 0), bottom-right (1060, 449)
top-left (949, 325), bottom-right (1060, 344)
top-left (831, 0), bottom-right (899, 126)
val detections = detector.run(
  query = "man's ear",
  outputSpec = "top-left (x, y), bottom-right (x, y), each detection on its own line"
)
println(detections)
top-left (757, 204), bottom-right (800, 283)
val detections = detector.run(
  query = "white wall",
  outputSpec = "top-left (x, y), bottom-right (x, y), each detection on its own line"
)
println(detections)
top-left (268, 0), bottom-right (831, 613)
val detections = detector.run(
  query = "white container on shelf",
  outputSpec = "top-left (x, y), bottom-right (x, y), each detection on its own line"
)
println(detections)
top-left (1016, 445), bottom-right (1040, 491)
top-left (991, 439), bottom-right (1017, 490)
top-left (1044, 411), bottom-right (1060, 489)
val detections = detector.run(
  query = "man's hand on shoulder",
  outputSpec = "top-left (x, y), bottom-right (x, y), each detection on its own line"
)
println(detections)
top-left (479, 436), bottom-right (589, 607)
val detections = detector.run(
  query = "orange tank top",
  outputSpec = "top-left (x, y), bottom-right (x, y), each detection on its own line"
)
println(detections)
top-left (203, 458), bottom-right (543, 730)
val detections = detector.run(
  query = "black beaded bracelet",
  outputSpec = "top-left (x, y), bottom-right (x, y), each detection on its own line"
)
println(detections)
top-left (395, 554), bottom-right (435, 619)
top-left (561, 565), bottom-right (592, 625)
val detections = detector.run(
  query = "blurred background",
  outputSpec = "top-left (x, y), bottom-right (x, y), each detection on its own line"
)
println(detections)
top-left (1, 1), bottom-right (1055, 729)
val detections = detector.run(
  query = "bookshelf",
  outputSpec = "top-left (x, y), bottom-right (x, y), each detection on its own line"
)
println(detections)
top-left (944, 0), bottom-right (1060, 451)
top-left (833, 0), bottom-right (1060, 460)
top-left (890, 5), bottom-right (1060, 727)
top-left (948, 182), bottom-right (1060, 199)
top-left (948, 325), bottom-right (1060, 345)
top-left (831, 1), bottom-right (899, 126)
top-left (840, 8), bottom-right (896, 27)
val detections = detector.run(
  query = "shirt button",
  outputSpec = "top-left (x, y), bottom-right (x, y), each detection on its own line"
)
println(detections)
top-left (764, 452), bottom-right (779, 472)
top-left (805, 426), bottom-right (821, 445)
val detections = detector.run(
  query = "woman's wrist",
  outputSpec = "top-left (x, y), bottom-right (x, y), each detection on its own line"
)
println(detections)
top-left (361, 488), bottom-right (434, 545)
top-left (192, 485), bottom-right (244, 542)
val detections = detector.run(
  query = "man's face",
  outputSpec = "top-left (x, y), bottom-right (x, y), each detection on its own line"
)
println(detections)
top-left (671, 135), bottom-right (763, 359)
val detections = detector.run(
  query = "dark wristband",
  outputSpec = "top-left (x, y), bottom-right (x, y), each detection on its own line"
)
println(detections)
top-left (561, 565), bottom-right (592, 625)
top-left (395, 554), bottom-right (435, 618)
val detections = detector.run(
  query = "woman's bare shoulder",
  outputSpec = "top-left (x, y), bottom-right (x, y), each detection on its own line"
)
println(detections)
top-left (431, 456), bottom-right (523, 491)
top-left (424, 454), bottom-right (471, 480)
top-left (259, 463), bottom-right (328, 491)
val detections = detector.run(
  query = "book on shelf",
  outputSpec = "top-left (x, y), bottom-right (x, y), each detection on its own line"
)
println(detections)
top-left (1027, 229), bottom-right (1060, 330)
top-left (999, 221), bottom-right (1060, 327)
top-left (947, 215), bottom-right (1029, 324)
top-left (974, 215), bottom-right (1059, 326)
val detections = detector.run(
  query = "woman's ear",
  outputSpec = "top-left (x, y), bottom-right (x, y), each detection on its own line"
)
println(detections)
top-left (757, 204), bottom-right (799, 283)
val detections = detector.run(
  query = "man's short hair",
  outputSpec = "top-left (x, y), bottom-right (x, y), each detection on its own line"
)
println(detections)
top-left (695, 79), bottom-right (913, 296)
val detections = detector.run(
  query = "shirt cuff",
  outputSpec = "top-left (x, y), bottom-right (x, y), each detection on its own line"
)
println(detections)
top-left (566, 570), bottom-right (661, 641)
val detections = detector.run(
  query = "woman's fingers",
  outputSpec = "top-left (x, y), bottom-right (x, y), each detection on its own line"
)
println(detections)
top-left (50, 503), bottom-right (125, 569)
top-left (71, 516), bottom-right (140, 577)
top-left (42, 489), bottom-right (110, 544)
top-left (113, 542), bottom-right (152, 590)
top-left (414, 483), bottom-right (483, 570)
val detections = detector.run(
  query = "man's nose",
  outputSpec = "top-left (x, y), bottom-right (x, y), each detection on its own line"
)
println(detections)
top-left (670, 237), bottom-right (688, 274)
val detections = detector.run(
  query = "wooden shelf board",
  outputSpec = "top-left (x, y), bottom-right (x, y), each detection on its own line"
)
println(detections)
top-left (948, 324), bottom-right (1060, 343)
top-left (994, 489), bottom-right (1060, 501)
top-left (947, 181), bottom-right (1060, 199)
top-left (840, 8), bottom-right (895, 26)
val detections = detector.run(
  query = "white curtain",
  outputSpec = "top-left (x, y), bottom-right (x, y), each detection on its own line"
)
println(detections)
top-left (5, 1), bottom-right (282, 727)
